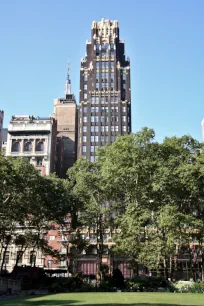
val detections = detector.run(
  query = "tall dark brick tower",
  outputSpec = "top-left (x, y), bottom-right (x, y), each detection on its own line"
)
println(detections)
top-left (78, 19), bottom-right (131, 161)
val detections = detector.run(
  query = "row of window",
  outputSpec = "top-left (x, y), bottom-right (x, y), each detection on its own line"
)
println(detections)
top-left (82, 116), bottom-right (127, 123)
top-left (84, 70), bottom-right (126, 82)
top-left (12, 141), bottom-right (44, 153)
top-left (90, 97), bottom-right (119, 104)
top-left (83, 106), bottom-right (125, 113)
top-left (80, 125), bottom-right (127, 133)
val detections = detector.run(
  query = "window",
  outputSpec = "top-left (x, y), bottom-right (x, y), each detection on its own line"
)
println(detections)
top-left (83, 107), bottom-right (87, 113)
top-left (91, 116), bottom-right (94, 122)
top-left (83, 146), bottom-right (86, 153)
top-left (96, 72), bottom-right (99, 81)
top-left (101, 126), bottom-right (105, 132)
top-left (111, 61), bottom-right (114, 69)
top-left (111, 82), bottom-right (114, 90)
top-left (90, 156), bottom-right (95, 162)
top-left (83, 126), bottom-right (87, 132)
top-left (91, 146), bottom-right (94, 153)
top-left (111, 72), bottom-right (114, 81)
top-left (83, 117), bottom-right (87, 123)
top-left (95, 107), bottom-right (99, 112)
top-left (111, 126), bottom-right (114, 132)
top-left (102, 61), bottom-right (105, 69)
top-left (123, 126), bottom-right (127, 132)
top-left (12, 141), bottom-right (20, 152)
top-left (122, 73), bottom-right (126, 80)
top-left (123, 83), bottom-right (126, 89)
top-left (96, 44), bottom-right (100, 56)
top-left (49, 236), bottom-right (55, 241)
top-left (83, 136), bottom-right (87, 142)
top-left (101, 72), bottom-right (105, 81)
top-left (115, 126), bottom-right (119, 132)
top-left (95, 136), bottom-right (99, 142)
top-left (122, 106), bottom-right (126, 112)
top-left (36, 158), bottom-right (43, 166)
top-left (95, 126), bottom-right (99, 132)
top-left (110, 43), bottom-right (114, 51)
top-left (36, 141), bottom-right (44, 152)
top-left (96, 83), bottom-right (99, 90)
top-left (96, 62), bottom-right (99, 69)
top-left (60, 260), bottom-right (66, 267)
top-left (91, 106), bottom-right (94, 112)
top-left (84, 74), bottom-right (88, 81)
top-left (91, 136), bottom-right (94, 142)
top-left (16, 251), bottom-right (23, 264)
top-left (111, 136), bottom-right (115, 142)
top-left (84, 84), bottom-right (87, 90)
top-left (105, 62), bottom-right (109, 68)
top-left (105, 136), bottom-right (109, 142)
top-left (84, 93), bottom-right (87, 99)
top-left (101, 116), bottom-right (105, 122)
top-left (4, 251), bottom-right (9, 264)
top-left (91, 126), bottom-right (94, 132)
top-left (91, 97), bottom-right (95, 104)
top-left (102, 82), bottom-right (105, 89)
top-left (105, 72), bottom-right (109, 81)
top-left (95, 97), bottom-right (99, 104)
top-left (101, 97), bottom-right (105, 103)
top-left (105, 126), bottom-right (109, 132)
top-left (24, 141), bottom-right (32, 152)
top-left (47, 260), bottom-right (53, 268)
top-left (105, 107), bottom-right (109, 112)
top-left (95, 116), bottom-right (99, 122)
top-left (115, 107), bottom-right (119, 112)
top-left (122, 116), bottom-right (126, 122)
top-left (30, 251), bottom-right (36, 265)
top-left (111, 106), bottom-right (114, 111)
top-left (101, 136), bottom-right (104, 142)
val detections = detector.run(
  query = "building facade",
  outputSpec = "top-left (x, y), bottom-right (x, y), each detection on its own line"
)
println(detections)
top-left (78, 19), bottom-right (131, 161)
top-left (0, 110), bottom-right (4, 150)
top-left (54, 63), bottom-right (77, 178)
top-left (6, 116), bottom-right (57, 176)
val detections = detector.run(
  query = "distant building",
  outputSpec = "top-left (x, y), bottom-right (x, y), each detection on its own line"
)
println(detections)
top-left (78, 18), bottom-right (131, 161)
top-left (54, 62), bottom-right (77, 177)
top-left (0, 110), bottom-right (4, 149)
top-left (2, 128), bottom-right (8, 152)
top-left (6, 115), bottom-right (57, 175)
top-left (201, 119), bottom-right (204, 141)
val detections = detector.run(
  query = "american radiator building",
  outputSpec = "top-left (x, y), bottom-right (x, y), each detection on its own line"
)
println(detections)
top-left (78, 19), bottom-right (131, 161)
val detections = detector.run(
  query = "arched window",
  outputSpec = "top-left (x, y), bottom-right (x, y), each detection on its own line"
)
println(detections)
top-left (24, 141), bottom-right (32, 152)
top-left (12, 141), bottom-right (20, 152)
top-left (36, 141), bottom-right (44, 152)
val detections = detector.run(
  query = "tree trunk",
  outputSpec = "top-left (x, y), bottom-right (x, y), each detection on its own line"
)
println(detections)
top-left (163, 257), bottom-right (168, 280)
top-left (0, 244), bottom-right (8, 275)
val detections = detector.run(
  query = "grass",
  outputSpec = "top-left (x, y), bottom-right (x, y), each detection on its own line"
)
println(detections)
top-left (0, 292), bottom-right (204, 306)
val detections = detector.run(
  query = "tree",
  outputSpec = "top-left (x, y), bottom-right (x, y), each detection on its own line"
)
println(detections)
top-left (67, 158), bottom-right (113, 279)
top-left (96, 129), bottom-right (204, 280)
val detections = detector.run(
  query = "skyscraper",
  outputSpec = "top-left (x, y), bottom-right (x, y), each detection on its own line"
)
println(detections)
top-left (54, 62), bottom-right (77, 177)
top-left (78, 19), bottom-right (131, 161)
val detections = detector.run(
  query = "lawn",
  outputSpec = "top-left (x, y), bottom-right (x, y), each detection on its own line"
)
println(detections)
top-left (1, 292), bottom-right (204, 306)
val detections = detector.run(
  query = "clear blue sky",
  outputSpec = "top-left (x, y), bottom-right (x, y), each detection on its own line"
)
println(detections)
top-left (0, 0), bottom-right (204, 141)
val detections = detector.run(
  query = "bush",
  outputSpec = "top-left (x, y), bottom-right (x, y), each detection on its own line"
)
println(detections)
top-left (125, 276), bottom-right (169, 292)
top-left (174, 281), bottom-right (194, 293)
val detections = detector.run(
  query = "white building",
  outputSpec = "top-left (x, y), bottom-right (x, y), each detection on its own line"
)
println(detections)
top-left (6, 116), bottom-right (57, 175)
top-left (0, 110), bottom-right (4, 149)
